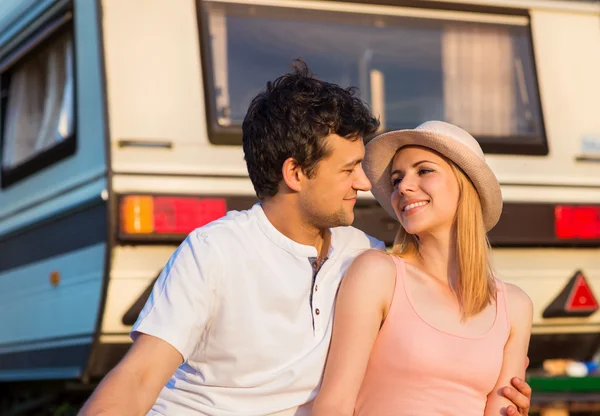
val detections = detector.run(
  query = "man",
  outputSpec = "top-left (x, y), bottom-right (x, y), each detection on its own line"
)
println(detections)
top-left (79, 61), bottom-right (532, 415)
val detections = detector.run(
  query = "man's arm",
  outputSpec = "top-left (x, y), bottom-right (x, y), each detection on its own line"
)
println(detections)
top-left (79, 334), bottom-right (182, 415)
top-left (80, 230), bottom-right (221, 414)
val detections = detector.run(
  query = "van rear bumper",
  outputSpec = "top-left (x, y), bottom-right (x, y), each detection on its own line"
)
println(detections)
top-left (529, 332), bottom-right (600, 366)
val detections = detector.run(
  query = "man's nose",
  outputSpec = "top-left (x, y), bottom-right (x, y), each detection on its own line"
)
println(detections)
top-left (354, 165), bottom-right (372, 192)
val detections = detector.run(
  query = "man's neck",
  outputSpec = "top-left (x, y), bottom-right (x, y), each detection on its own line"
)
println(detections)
top-left (261, 199), bottom-right (330, 258)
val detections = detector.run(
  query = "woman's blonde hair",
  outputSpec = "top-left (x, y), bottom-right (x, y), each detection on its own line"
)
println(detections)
top-left (392, 160), bottom-right (496, 319)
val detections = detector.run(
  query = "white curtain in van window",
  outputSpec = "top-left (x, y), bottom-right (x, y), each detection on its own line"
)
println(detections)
top-left (208, 6), bottom-right (231, 126)
top-left (36, 34), bottom-right (73, 150)
top-left (442, 24), bottom-right (515, 137)
top-left (57, 37), bottom-right (74, 139)
top-left (2, 57), bottom-right (45, 168)
top-left (2, 33), bottom-right (73, 169)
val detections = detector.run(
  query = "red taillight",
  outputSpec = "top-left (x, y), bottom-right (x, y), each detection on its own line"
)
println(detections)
top-left (153, 197), bottom-right (227, 234)
top-left (555, 205), bottom-right (600, 239)
top-left (120, 195), bottom-right (227, 235)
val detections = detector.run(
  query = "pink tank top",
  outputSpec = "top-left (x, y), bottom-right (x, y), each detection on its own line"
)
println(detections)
top-left (354, 256), bottom-right (510, 416)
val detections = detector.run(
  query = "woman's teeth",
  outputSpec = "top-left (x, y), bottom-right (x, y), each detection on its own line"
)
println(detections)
top-left (403, 201), bottom-right (428, 212)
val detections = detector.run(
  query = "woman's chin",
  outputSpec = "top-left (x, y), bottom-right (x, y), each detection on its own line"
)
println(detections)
top-left (402, 223), bottom-right (444, 238)
top-left (399, 220), bottom-right (426, 236)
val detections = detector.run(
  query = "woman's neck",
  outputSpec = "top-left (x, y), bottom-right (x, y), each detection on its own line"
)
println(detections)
top-left (410, 229), bottom-right (458, 290)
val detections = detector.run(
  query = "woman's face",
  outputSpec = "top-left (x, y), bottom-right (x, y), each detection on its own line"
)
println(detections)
top-left (390, 146), bottom-right (460, 237)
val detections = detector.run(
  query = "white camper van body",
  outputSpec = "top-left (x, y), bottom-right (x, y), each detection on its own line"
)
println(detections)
top-left (0, 0), bottom-right (599, 385)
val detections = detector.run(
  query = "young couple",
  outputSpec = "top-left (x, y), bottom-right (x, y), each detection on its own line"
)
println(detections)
top-left (80, 61), bottom-right (533, 415)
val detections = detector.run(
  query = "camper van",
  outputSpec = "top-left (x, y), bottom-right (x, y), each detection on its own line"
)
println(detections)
top-left (1, 0), bottom-right (600, 410)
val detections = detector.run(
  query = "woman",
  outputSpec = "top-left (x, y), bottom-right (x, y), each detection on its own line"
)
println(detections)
top-left (312, 121), bottom-right (533, 415)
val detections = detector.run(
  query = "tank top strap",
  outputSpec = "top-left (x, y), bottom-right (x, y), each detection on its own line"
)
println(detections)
top-left (388, 254), bottom-right (407, 289)
top-left (386, 254), bottom-right (409, 310)
top-left (493, 278), bottom-right (511, 340)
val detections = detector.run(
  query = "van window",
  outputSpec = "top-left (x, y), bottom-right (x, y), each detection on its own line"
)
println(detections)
top-left (0, 29), bottom-right (75, 187)
top-left (200, 1), bottom-right (546, 154)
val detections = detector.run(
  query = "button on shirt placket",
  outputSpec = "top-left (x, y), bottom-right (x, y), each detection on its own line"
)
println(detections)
top-left (309, 257), bottom-right (327, 333)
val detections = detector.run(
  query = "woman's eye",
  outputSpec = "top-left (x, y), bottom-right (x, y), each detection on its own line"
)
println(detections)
top-left (418, 168), bottom-right (433, 175)
top-left (392, 177), bottom-right (402, 187)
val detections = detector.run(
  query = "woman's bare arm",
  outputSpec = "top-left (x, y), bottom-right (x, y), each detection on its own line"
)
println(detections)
top-left (311, 250), bottom-right (396, 416)
top-left (484, 283), bottom-right (533, 416)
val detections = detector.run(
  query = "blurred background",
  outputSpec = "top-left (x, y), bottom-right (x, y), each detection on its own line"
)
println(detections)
top-left (0, 0), bottom-right (600, 414)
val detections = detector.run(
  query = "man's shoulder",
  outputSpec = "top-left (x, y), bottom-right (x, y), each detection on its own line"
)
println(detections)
top-left (332, 225), bottom-right (386, 252)
top-left (181, 207), bottom-right (259, 252)
top-left (191, 207), bottom-right (256, 237)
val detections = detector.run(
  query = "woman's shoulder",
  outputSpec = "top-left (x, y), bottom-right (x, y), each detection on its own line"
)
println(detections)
top-left (497, 280), bottom-right (534, 329)
top-left (341, 250), bottom-right (397, 292)
top-left (348, 249), bottom-right (399, 277)
top-left (503, 281), bottom-right (533, 306)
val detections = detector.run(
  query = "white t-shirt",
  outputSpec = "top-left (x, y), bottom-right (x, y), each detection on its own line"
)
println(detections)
top-left (132, 203), bottom-right (385, 415)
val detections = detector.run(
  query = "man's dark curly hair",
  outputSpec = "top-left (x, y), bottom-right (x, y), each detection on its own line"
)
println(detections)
top-left (242, 60), bottom-right (380, 200)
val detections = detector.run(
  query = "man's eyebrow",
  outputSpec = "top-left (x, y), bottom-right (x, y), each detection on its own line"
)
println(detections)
top-left (341, 158), bottom-right (363, 168)
top-left (390, 160), bottom-right (437, 176)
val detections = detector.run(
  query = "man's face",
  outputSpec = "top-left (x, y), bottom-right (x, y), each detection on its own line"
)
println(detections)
top-left (299, 134), bottom-right (371, 229)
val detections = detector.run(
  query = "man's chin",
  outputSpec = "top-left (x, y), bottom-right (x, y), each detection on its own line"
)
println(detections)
top-left (335, 212), bottom-right (354, 228)
top-left (314, 210), bottom-right (354, 229)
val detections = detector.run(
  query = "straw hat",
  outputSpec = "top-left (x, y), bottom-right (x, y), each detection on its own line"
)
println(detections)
top-left (363, 120), bottom-right (502, 231)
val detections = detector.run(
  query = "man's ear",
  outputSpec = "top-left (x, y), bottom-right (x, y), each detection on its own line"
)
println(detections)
top-left (281, 157), bottom-right (304, 192)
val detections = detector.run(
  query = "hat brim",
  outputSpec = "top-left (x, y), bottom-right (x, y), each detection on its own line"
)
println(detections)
top-left (363, 129), bottom-right (503, 231)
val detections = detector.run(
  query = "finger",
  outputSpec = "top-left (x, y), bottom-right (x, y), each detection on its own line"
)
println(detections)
top-left (506, 405), bottom-right (518, 415)
top-left (502, 386), bottom-right (529, 411)
top-left (511, 376), bottom-right (532, 399)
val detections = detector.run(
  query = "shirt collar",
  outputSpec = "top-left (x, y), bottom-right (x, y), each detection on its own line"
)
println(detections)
top-left (252, 203), bottom-right (335, 258)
